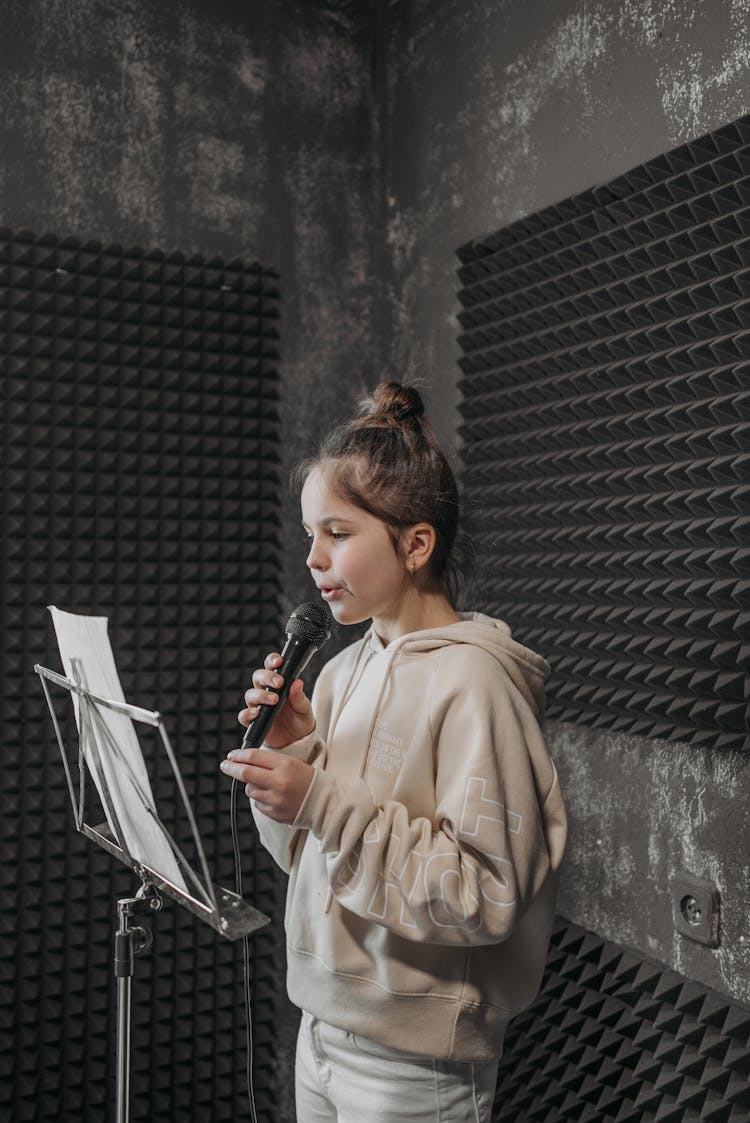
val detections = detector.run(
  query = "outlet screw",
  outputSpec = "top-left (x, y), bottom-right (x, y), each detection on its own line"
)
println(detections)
top-left (681, 895), bottom-right (702, 926)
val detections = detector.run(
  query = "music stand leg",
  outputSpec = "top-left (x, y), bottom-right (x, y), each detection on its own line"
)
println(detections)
top-left (116, 970), bottom-right (132, 1123)
top-left (113, 886), bottom-right (162, 1123)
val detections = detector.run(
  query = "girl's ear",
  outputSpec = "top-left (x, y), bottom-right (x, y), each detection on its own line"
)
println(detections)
top-left (404, 523), bottom-right (437, 573)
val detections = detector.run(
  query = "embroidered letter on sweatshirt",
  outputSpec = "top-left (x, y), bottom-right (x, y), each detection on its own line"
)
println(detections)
top-left (366, 830), bottom-right (420, 928)
top-left (335, 777), bottom-right (521, 933)
top-left (460, 777), bottom-right (522, 840)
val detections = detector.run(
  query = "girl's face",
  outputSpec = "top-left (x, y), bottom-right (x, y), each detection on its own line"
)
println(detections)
top-left (300, 466), bottom-right (410, 630)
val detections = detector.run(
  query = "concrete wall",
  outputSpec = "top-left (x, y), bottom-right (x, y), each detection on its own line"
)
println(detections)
top-left (381, 0), bottom-right (750, 1003)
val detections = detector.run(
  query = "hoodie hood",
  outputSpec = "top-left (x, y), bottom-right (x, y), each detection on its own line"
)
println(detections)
top-left (364, 611), bottom-right (551, 721)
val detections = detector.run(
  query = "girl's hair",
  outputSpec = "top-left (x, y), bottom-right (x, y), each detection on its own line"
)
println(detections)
top-left (293, 381), bottom-right (461, 604)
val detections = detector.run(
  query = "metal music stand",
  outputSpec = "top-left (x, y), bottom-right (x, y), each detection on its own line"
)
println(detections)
top-left (34, 658), bottom-right (270, 1123)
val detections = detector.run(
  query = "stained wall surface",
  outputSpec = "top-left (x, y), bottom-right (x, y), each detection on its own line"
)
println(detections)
top-left (381, 0), bottom-right (750, 1004)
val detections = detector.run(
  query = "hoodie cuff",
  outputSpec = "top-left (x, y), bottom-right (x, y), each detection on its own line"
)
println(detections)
top-left (293, 767), bottom-right (377, 850)
top-left (268, 727), bottom-right (320, 764)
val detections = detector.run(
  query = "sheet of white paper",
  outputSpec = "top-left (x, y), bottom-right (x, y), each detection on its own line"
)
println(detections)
top-left (49, 606), bottom-right (187, 892)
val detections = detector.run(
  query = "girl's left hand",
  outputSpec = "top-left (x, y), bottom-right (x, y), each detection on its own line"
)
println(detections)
top-left (220, 748), bottom-right (314, 823)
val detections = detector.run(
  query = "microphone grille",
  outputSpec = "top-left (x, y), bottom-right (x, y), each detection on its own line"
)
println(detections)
top-left (286, 601), bottom-right (333, 646)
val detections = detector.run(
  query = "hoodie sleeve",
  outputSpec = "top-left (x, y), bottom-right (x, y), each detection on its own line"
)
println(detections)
top-left (292, 648), bottom-right (566, 946)
top-left (249, 728), bottom-right (325, 874)
top-left (248, 651), bottom-right (343, 873)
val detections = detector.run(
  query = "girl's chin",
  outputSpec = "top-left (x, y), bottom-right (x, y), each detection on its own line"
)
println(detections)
top-left (327, 600), bottom-right (368, 626)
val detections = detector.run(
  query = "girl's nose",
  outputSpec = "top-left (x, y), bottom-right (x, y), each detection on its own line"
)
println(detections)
top-left (306, 539), bottom-right (327, 572)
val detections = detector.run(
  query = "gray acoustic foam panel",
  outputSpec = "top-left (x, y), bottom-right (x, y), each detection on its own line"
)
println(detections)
top-left (456, 115), bottom-right (750, 752)
top-left (1, 228), bottom-right (284, 1120)
top-left (494, 917), bottom-right (750, 1122)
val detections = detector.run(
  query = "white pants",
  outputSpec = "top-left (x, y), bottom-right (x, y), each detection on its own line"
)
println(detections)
top-left (295, 1012), bottom-right (498, 1122)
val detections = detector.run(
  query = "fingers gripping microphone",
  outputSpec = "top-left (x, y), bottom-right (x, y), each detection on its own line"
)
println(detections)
top-left (241, 601), bottom-right (333, 749)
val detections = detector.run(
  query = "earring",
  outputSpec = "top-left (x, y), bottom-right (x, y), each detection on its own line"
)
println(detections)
top-left (409, 561), bottom-right (416, 576)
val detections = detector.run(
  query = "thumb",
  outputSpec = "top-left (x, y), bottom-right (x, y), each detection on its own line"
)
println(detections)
top-left (287, 679), bottom-right (308, 709)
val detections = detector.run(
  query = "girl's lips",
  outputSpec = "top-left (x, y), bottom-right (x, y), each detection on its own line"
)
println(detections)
top-left (319, 586), bottom-right (344, 601)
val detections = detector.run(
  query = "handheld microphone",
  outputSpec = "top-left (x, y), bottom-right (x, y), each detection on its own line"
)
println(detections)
top-left (241, 601), bottom-right (333, 749)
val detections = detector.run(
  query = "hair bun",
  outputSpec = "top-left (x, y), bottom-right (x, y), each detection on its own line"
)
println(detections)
top-left (369, 381), bottom-right (425, 424)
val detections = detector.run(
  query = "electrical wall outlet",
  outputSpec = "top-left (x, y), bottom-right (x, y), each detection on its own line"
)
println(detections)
top-left (671, 872), bottom-right (721, 948)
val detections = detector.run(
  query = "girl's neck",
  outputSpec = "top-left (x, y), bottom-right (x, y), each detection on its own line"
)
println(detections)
top-left (372, 588), bottom-right (461, 647)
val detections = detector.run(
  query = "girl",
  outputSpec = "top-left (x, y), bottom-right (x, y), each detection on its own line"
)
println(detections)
top-left (221, 382), bottom-right (567, 1123)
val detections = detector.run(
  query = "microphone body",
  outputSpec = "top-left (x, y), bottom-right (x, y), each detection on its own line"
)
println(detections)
top-left (241, 602), bottom-right (332, 750)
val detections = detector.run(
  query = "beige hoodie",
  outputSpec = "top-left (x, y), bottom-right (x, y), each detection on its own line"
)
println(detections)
top-left (251, 611), bottom-right (567, 1062)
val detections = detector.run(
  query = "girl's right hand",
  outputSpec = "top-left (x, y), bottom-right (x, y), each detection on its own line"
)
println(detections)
top-left (238, 652), bottom-right (315, 749)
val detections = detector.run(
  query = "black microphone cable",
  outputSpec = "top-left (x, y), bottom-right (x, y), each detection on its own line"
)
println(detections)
top-left (231, 777), bottom-right (259, 1123)
top-left (229, 602), bottom-right (333, 1121)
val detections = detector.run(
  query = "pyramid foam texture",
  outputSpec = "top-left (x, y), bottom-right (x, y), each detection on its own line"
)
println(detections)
top-left (0, 228), bottom-right (285, 1120)
top-left (493, 917), bottom-right (750, 1122)
top-left (456, 115), bottom-right (750, 751)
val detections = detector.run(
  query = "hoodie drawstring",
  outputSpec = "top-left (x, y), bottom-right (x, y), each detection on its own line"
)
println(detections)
top-left (322, 635), bottom-right (371, 915)
top-left (322, 633), bottom-right (404, 913)
top-left (357, 644), bottom-right (402, 778)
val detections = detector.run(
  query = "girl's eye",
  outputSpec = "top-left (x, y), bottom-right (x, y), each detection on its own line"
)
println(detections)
top-left (331, 531), bottom-right (348, 542)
